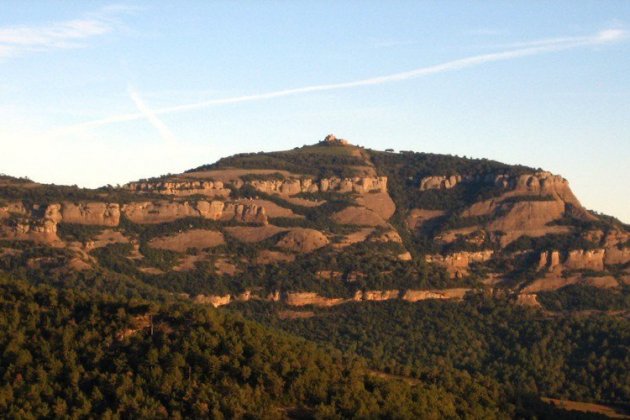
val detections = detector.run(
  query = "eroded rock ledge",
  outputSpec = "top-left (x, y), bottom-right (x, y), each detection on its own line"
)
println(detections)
top-left (193, 288), bottom-right (471, 308)
top-left (125, 180), bottom-right (231, 197)
top-left (245, 176), bottom-right (388, 196)
top-left (419, 171), bottom-right (583, 208)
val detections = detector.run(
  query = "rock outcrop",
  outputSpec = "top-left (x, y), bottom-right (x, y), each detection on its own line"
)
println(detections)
top-left (0, 202), bottom-right (28, 219)
top-left (538, 248), bottom-right (620, 272)
top-left (401, 288), bottom-right (470, 302)
top-left (61, 202), bottom-right (120, 226)
top-left (529, 247), bottom-right (623, 292)
top-left (419, 175), bottom-right (461, 191)
top-left (602, 230), bottom-right (630, 265)
top-left (538, 250), bottom-right (562, 270)
top-left (516, 293), bottom-right (541, 307)
top-left (425, 250), bottom-right (494, 278)
top-left (360, 290), bottom-right (401, 301)
top-left (565, 249), bottom-right (605, 271)
top-left (1, 204), bottom-right (61, 244)
top-left (125, 180), bottom-right (230, 197)
top-left (284, 292), bottom-right (346, 307)
top-left (122, 200), bottom-right (267, 224)
top-left (461, 170), bottom-right (591, 220)
top-left (246, 176), bottom-right (388, 196)
top-left (498, 172), bottom-right (583, 208)
top-left (276, 229), bottom-right (329, 253)
top-left (281, 288), bottom-right (471, 306)
top-left (321, 133), bottom-right (349, 146)
top-left (194, 294), bottom-right (232, 307)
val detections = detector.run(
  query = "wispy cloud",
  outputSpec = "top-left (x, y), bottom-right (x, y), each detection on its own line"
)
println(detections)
top-left (0, 6), bottom-right (132, 58)
top-left (51, 28), bottom-right (627, 135)
top-left (478, 28), bottom-right (626, 50)
top-left (128, 86), bottom-right (177, 144)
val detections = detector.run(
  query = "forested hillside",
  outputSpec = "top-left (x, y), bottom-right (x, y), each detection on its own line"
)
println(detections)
top-left (233, 294), bottom-right (630, 406)
top-left (0, 276), bottom-right (594, 419)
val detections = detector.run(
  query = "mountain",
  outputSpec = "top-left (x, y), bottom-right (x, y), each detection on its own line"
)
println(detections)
top-left (1, 134), bottom-right (628, 305)
top-left (1, 134), bottom-right (629, 417)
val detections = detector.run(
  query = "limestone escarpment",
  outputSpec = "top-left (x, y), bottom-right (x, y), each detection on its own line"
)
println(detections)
top-left (419, 175), bottom-right (462, 191)
top-left (125, 180), bottom-right (230, 197)
top-left (0, 202), bottom-right (28, 219)
top-left (401, 288), bottom-right (470, 302)
top-left (537, 245), bottom-right (629, 272)
top-left (425, 250), bottom-right (494, 278)
top-left (246, 176), bottom-right (388, 196)
top-left (418, 170), bottom-right (594, 249)
top-left (418, 171), bottom-right (580, 202)
top-left (122, 200), bottom-right (267, 224)
top-left (565, 249), bottom-right (606, 271)
top-left (193, 294), bottom-right (232, 307)
top-left (61, 202), bottom-right (120, 226)
top-left (440, 171), bottom-right (587, 218)
top-left (516, 293), bottom-right (541, 307)
top-left (524, 247), bottom-right (625, 293)
top-left (1, 203), bottom-right (60, 244)
top-left (500, 172), bottom-right (583, 207)
top-left (1, 202), bottom-right (120, 229)
top-left (192, 287), bottom-right (472, 308)
top-left (284, 292), bottom-right (346, 307)
top-left (602, 229), bottom-right (630, 265)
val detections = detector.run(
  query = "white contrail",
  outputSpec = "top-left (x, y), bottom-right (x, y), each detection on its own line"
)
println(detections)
top-left (128, 86), bottom-right (177, 144)
top-left (51, 28), bottom-right (626, 135)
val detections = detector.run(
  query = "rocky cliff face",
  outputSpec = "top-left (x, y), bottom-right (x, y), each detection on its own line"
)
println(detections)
top-left (192, 288), bottom-right (472, 308)
top-left (419, 175), bottom-right (461, 191)
top-left (538, 244), bottom-right (629, 273)
top-left (122, 200), bottom-right (267, 224)
top-left (246, 176), bottom-right (388, 196)
top-left (426, 169), bottom-right (598, 248)
top-left (61, 203), bottom-right (120, 226)
top-left (125, 180), bottom-right (230, 197)
top-left (425, 251), bottom-right (494, 278)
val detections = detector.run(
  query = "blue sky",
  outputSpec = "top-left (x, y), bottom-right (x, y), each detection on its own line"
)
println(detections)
top-left (0, 1), bottom-right (629, 222)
